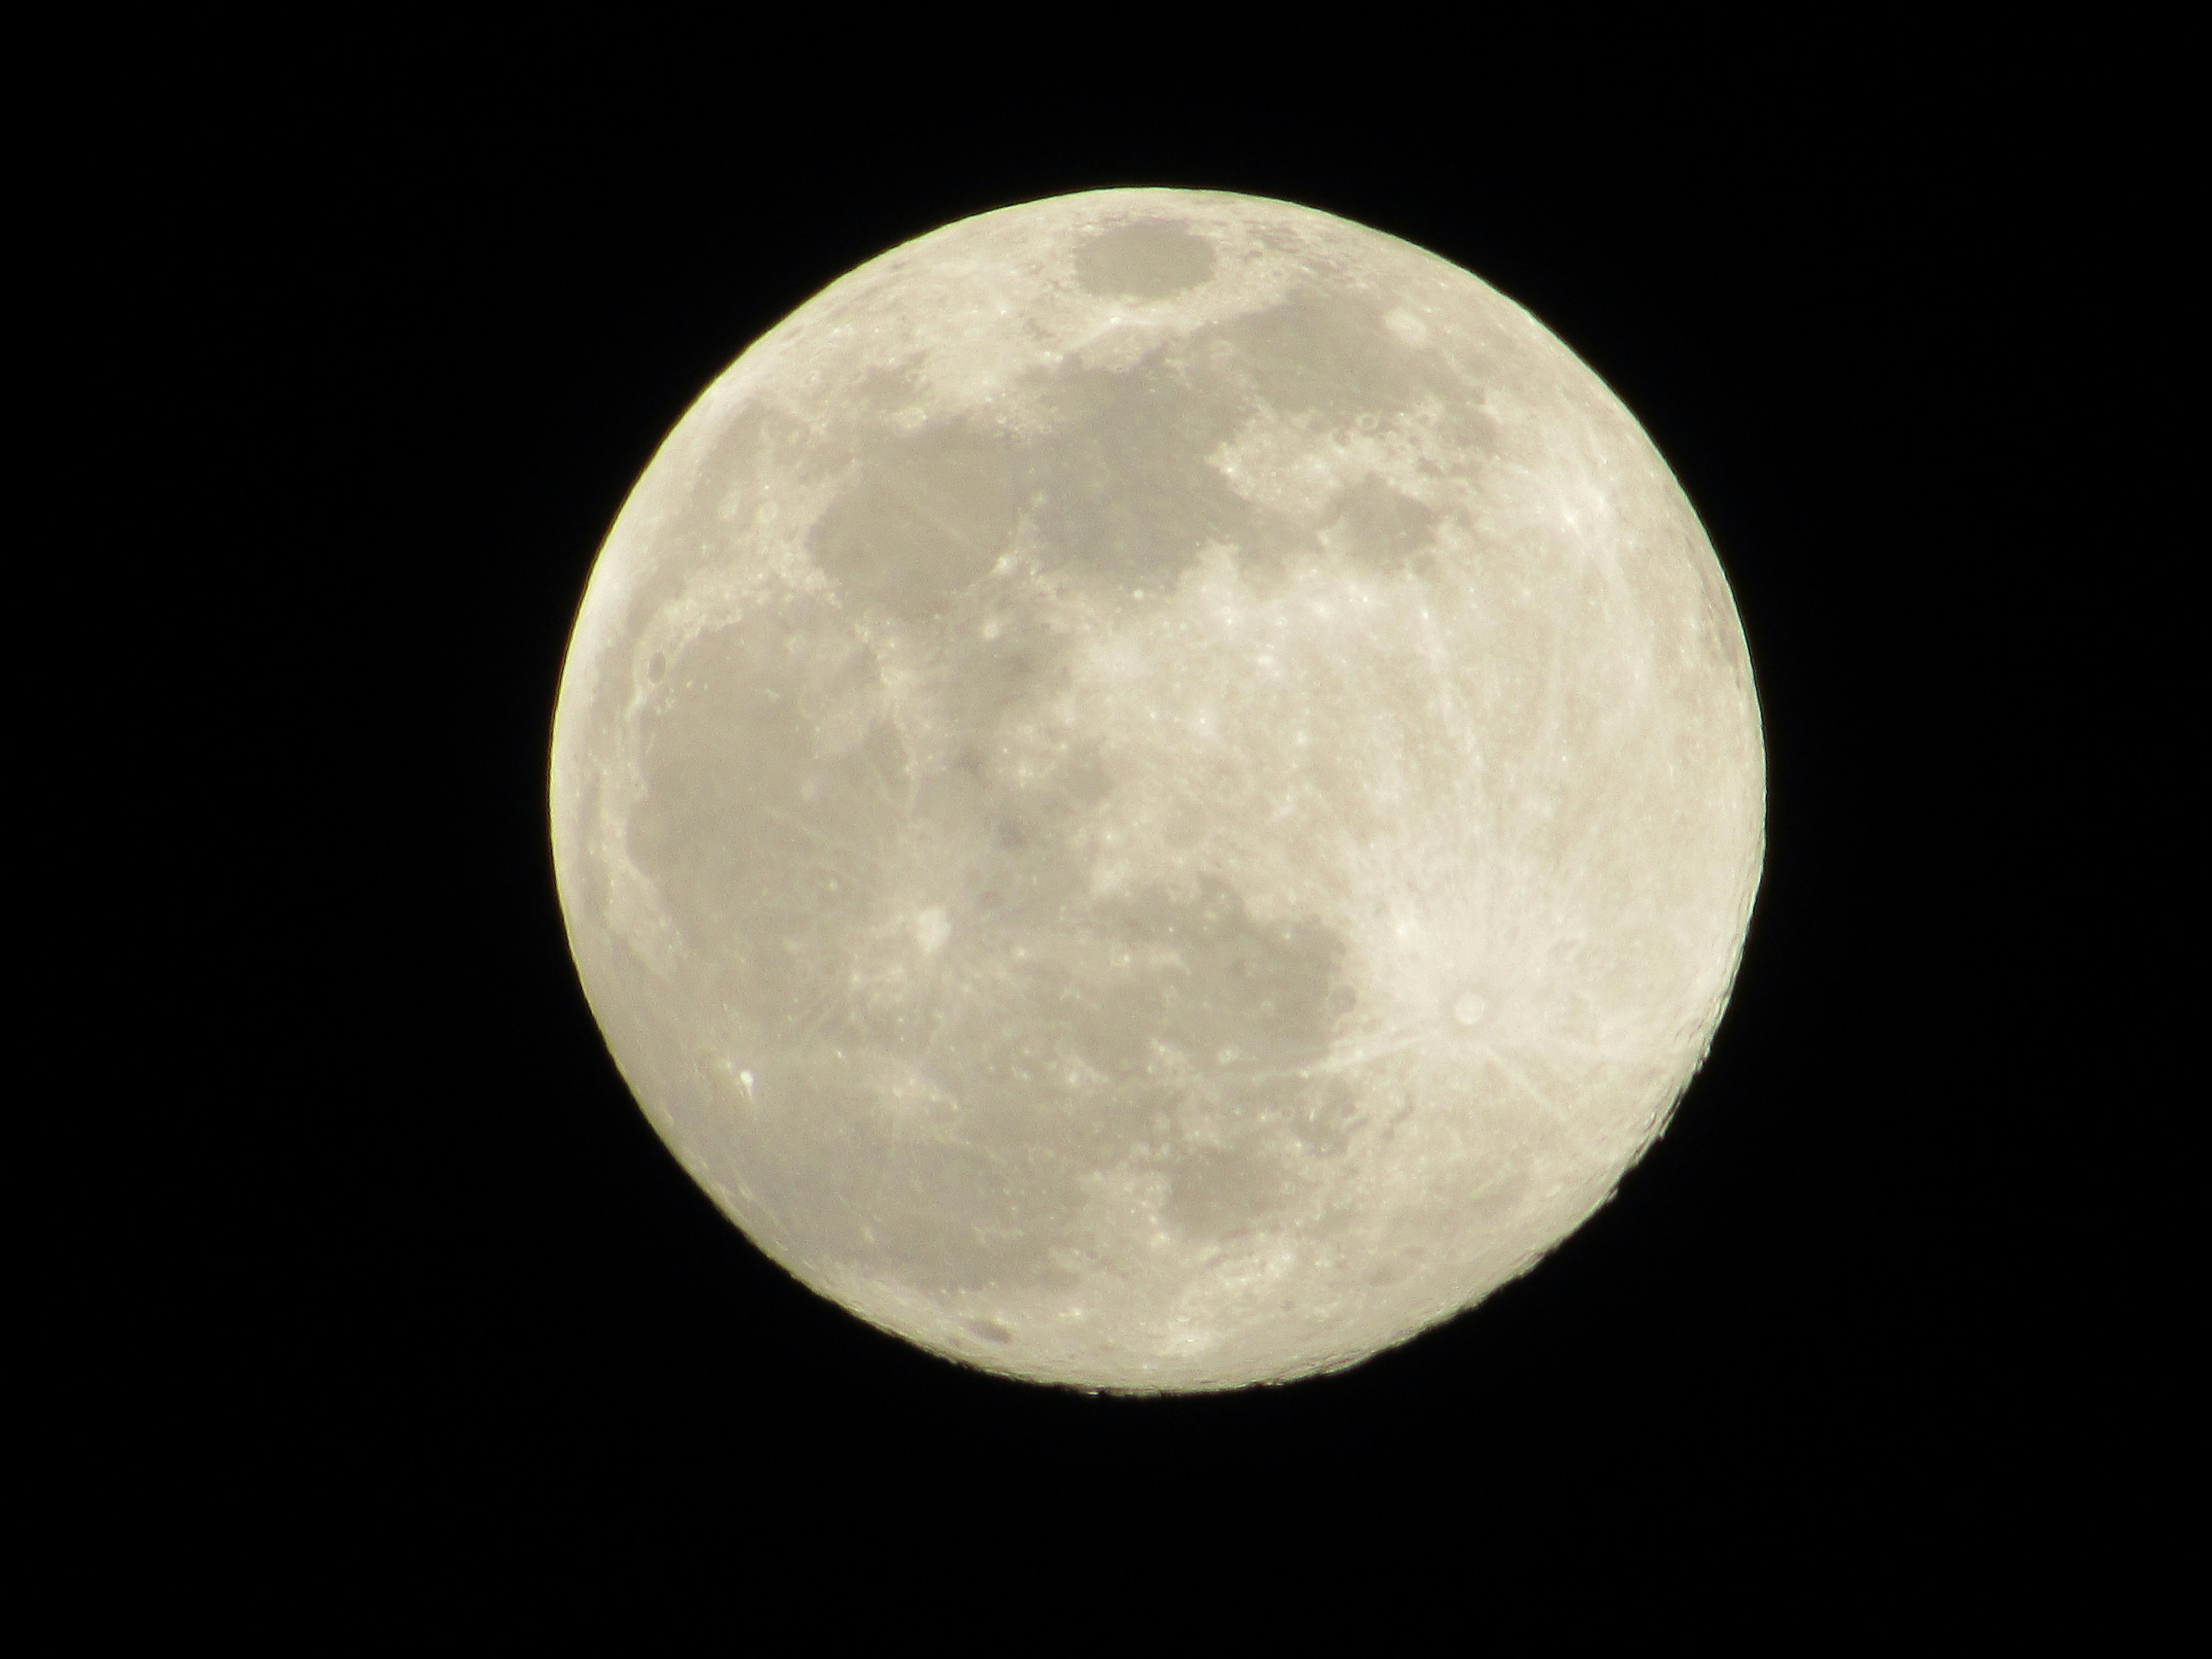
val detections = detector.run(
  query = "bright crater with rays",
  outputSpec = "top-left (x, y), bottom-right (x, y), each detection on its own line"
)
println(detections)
top-left (550, 189), bottom-right (1764, 1391)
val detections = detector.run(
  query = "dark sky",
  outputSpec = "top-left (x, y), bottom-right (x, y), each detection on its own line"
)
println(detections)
top-left (279, 60), bottom-right (2058, 1551)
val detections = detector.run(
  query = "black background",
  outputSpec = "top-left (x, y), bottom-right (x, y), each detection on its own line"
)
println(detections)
top-left (299, 60), bottom-right (2047, 1546)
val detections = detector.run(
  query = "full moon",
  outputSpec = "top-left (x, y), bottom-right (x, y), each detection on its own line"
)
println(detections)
top-left (550, 188), bottom-right (1763, 1391)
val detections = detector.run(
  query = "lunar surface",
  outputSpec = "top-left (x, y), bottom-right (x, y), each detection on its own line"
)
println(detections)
top-left (550, 188), bottom-right (1763, 1391)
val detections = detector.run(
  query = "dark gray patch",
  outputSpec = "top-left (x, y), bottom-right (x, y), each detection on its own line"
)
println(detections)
top-left (1052, 878), bottom-right (1359, 1243)
top-left (1199, 289), bottom-right (1449, 426)
top-left (1001, 285), bottom-right (1491, 596)
top-left (1325, 476), bottom-right (1440, 573)
top-left (810, 423), bottom-right (1017, 618)
top-left (1164, 1145), bottom-right (1284, 1240)
top-left (923, 606), bottom-right (1074, 768)
top-left (747, 863), bottom-right (1360, 1289)
top-left (740, 1058), bottom-right (1081, 1294)
top-left (1017, 356), bottom-right (1281, 593)
top-left (665, 602), bottom-right (1364, 1293)
top-left (1128, 876), bottom-right (1348, 1065)
top-left (907, 721), bottom-right (1113, 939)
top-left (965, 1319), bottom-right (1014, 1344)
top-left (1075, 221), bottom-right (1217, 299)
top-left (629, 595), bottom-right (907, 1036)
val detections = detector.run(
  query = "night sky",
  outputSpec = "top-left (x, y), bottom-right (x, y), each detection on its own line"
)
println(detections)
top-left (245, 54), bottom-right (2062, 1559)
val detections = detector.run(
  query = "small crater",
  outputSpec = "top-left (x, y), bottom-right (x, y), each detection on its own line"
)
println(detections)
top-left (965, 1319), bottom-right (1014, 1345)
top-left (1453, 992), bottom-right (1487, 1027)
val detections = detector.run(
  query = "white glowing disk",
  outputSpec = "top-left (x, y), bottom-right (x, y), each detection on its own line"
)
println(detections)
top-left (551, 189), bottom-right (1763, 1391)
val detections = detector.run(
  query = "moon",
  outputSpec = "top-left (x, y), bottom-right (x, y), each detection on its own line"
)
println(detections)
top-left (550, 188), bottom-right (1763, 1392)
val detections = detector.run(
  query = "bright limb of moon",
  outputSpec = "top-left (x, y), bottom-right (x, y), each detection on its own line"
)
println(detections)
top-left (550, 189), bottom-right (1764, 1392)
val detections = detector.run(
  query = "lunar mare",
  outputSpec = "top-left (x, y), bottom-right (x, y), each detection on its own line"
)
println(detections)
top-left (550, 190), bottom-right (1763, 1391)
